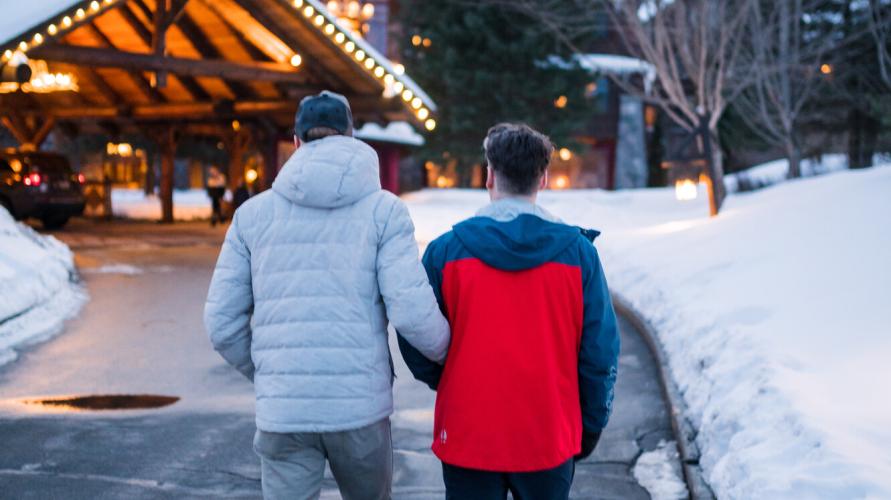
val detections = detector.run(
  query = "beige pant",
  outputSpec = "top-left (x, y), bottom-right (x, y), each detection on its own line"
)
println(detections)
top-left (253, 418), bottom-right (392, 500)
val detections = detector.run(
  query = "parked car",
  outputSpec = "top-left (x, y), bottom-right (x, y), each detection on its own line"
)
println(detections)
top-left (0, 150), bottom-right (85, 229)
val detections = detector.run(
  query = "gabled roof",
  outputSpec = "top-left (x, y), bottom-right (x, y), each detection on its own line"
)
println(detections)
top-left (0, 0), bottom-right (436, 130)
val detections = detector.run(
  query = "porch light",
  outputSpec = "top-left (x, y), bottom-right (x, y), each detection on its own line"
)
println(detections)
top-left (553, 175), bottom-right (570, 189)
top-left (245, 169), bottom-right (259, 183)
top-left (675, 179), bottom-right (698, 201)
top-left (558, 148), bottom-right (572, 161)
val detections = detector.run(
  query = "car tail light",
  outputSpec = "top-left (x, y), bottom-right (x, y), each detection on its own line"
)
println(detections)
top-left (77, 173), bottom-right (86, 184)
top-left (24, 173), bottom-right (41, 186)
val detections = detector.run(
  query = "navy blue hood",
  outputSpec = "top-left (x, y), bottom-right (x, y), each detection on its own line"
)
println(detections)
top-left (453, 213), bottom-right (595, 271)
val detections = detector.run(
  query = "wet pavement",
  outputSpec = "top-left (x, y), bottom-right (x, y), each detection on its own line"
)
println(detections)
top-left (0, 219), bottom-right (681, 499)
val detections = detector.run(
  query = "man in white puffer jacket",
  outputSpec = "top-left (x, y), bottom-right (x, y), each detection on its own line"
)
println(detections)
top-left (204, 91), bottom-right (450, 500)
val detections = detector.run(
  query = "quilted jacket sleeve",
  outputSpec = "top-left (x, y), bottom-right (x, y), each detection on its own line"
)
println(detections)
top-left (397, 237), bottom-right (447, 389)
top-left (377, 198), bottom-right (450, 363)
top-left (204, 211), bottom-right (255, 381)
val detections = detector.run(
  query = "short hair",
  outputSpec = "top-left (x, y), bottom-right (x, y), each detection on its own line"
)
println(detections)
top-left (483, 123), bottom-right (554, 195)
top-left (304, 126), bottom-right (346, 142)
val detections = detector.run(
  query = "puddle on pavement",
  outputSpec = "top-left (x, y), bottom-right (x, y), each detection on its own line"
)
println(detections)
top-left (21, 394), bottom-right (179, 412)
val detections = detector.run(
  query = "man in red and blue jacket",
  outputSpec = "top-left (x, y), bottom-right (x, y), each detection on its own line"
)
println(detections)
top-left (398, 123), bottom-right (620, 499)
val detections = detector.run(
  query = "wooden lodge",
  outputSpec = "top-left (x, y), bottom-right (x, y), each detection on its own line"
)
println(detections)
top-left (0, 0), bottom-right (435, 221)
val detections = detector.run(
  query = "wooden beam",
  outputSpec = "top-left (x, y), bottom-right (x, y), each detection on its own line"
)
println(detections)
top-left (47, 96), bottom-right (397, 120)
top-left (226, 0), bottom-right (346, 92)
top-left (31, 117), bottom-right (57, 147)
top-left (152, 0), bottom-right (168, 88)
top-left (174, 10), bottom-right (255, 99)
top-left (31, 45), bottom-right (306, 84)
top-left (196, 1), bottom-right (286, 99)
top-left (75, 67), bottom-right (125, 106)
top-left (0, 115), bottom-right (32, 146)
top-left (119, 4), bottom-right (210, 100)
top-left (82, 23), bottom-right (165, 104)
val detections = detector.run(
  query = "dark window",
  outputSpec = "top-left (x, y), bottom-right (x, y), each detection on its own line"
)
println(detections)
top-left (0, 158), bottom-right (11, 174)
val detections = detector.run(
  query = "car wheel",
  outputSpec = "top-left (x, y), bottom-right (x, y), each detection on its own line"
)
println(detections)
top-left (41, 213), bottom-right (70, 230)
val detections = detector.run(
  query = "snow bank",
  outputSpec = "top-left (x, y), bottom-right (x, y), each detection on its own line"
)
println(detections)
top-left (725, 154), bottom-right (849, 193)
top-left (0, 208), bottom-right (86, 367)
top-left (633, 440), bottom-right (689, 500)
top-left (403, 164), bottom-right (891, 499)
top-left (112, 188), bottom-right (211, 221)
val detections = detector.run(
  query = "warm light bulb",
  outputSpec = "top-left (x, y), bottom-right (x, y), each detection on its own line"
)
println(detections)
top-left (361, 3), bottom-right (375, 19)
top-left (90, 1), bottom-right (100, 11)
top-left (344, 41), bottom-right (355, 53)
top-left (303, 5), bottom-right (314, 17)
top-left (364, 58), bottom-right (375, 69)
top-left (326, 0), bottom-right (338, 13)
top-left (374, 66), bottom-right (385, 78)
top-left (558, 148), bottom-right (572, 161)
top-left (355, 50), bottom-right (365, 61)
top-left (393, 81), bottom-right (404, 93)
top-left (335, 32), bottom-right (345, 43)
top-left (383, 74), bottom-right (394, 85)
top-left (294, 0), bottom-right (304, 7)
top-left (314, 15), bottom-right (325, 26)
top-left (48, 24), bottom-right (57, 35)
top-left (393, 63), bottom-right (405, 75)
top-left (290, 54), bottom-right (302, 67)
top-left (325, 23), bottom-right (335, 35)
top-left (417, 108), bottom-right (429, 120)
top-left (425, 119), bottom-right (436, 131)
top-left (62, 16), bottom-right (72, 27)
top-left (33, 33), bottom-right (43, 44)
top-left (76, 8), bottom-right (86, 19)
top-left (411, 35), bottom-right (422, 46)
top-left (402, 89), bottom-right (413, 101)
top-left (18, 41), bottom-right (28, 51)
top-left (411, 97), bottom-right (422, 109)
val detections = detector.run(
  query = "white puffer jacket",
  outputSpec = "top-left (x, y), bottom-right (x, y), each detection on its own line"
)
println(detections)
top-left (204, 135), bottom-right (450, 433)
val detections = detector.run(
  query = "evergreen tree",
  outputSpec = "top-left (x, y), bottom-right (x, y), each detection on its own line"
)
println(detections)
top-left (399, 1), bottom-right (597, 185)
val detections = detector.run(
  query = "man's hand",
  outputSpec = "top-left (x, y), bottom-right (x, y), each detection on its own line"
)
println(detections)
top-left (574, 430), bottom-right (602, 462)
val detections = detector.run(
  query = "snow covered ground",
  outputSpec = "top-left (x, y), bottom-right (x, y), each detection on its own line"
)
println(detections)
top-left (0, 208), bottom-right (86, 368)
top-left (111, 188), bottom-right (212, 221)
top-left (403, 163), bottom-right (891, 499)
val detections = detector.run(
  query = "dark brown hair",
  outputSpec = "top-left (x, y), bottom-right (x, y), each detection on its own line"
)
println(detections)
top-left (484, 123), bottom-right (554, 195)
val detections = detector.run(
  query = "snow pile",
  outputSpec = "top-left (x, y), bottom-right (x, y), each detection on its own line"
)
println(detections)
top-left (633, 440), bottom-right (689, 500)
top-left (725, 154), bottom-right (849, 193)
top-left (403, 164), bottom-right (891, 499)
top-left (0, 207), bottom-right (86, 367)
top-left (112, 188), bottom-right (212, 221)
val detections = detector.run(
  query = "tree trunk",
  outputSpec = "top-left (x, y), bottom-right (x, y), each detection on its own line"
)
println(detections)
top-left (848, 108), bottom-right (878, 169)
top-left (703, 121), bottom-right (726, 217)
top-left (786, 140), bottom-right (802, 179)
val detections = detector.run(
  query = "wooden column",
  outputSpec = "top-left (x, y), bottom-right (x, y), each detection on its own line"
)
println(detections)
top-left (225, 128), bottom-right (252, 191)
top-left (156, 128), bottom-right (177, 223)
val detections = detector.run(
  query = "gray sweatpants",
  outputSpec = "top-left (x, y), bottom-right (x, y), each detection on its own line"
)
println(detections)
top-left (253, 418), bottom-right (392, 500)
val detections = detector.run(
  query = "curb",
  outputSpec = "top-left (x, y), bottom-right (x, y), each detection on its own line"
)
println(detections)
top-left (612, 293), bottom-right (716, 500)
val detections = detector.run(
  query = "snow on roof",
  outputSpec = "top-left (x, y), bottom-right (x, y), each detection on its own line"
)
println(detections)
top-left (355, 121), bottom-right (424, 146)
top-left (0, 1), bottom-right (79, 48)
top-left (577, 53), bottom-right (657, 92)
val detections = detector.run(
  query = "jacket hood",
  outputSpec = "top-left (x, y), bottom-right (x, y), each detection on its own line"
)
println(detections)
top-left (272, 135), bottom-right (381, 208)
top-left (452, 199), bottom-right (589, 271)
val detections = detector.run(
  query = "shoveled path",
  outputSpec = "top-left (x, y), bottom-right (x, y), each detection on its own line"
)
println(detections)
top-left (0, 219), bottom-right (682, 499)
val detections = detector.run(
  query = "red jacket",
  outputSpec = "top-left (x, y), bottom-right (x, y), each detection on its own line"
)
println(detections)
top-left (398, 201), bottom-right (619, 472)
